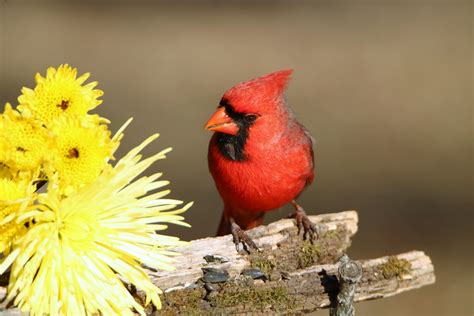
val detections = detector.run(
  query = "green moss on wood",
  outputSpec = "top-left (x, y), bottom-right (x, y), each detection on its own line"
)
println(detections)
top-left (378, 256), bottom-right (412, 279)
top-left (247, 225), bottom-right (350, 274)
top-left (250, 252), bottom-right (276, 275)
top-left (320, 228), bottom-right (336, 239)
top-left (211, 283), bottom-right (292, 311)
top-left (160, 287), bottom-right (207, 314)
top-left (298, 240), bottom-right (321, 269)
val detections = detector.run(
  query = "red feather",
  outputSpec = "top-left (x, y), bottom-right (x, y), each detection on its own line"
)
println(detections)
top-left (207, 70), bottom-right (315, 235)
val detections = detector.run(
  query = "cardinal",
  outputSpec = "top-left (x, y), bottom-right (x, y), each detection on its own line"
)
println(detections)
top-left (205, 69), bottom-right (316, 250)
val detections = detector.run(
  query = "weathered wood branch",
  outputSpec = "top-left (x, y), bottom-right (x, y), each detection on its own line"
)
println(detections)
top-left (150, 211), bottom-right (434, 314)
top-left (149, 210), bottom-right (359, 290)
top-left (0, 211), bottom-right (435, 315)
top-left (154, 251), bottom-right (434, 315)
top-left (330, 254), bottom-right (362, 316)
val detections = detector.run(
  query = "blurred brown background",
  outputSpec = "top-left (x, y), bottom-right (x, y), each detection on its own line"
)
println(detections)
top-left (0, 0), bottom-right (472, 315)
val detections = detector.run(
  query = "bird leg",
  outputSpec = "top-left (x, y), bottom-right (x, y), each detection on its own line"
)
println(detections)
top-left (230, 218), bottom-right (259, 253)
top-left (288, 200), bottom-right (318, 242)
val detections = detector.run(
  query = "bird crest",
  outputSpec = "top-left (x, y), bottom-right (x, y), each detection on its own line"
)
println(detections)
top-left (222, 69), bottom-right (293, 114)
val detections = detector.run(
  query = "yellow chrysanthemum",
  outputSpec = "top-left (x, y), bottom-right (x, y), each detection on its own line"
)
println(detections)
top-left (0, 164), bottom-right (13, 179)
top-left (0, 134), bottom-right (191, 316)
top-left (18, 64), bottom-right (103, 125)
top-left (47, 115), bottom-right (119, 192)
top-left (0, 178), bottom-right (35, 254)
top-left (0, 103), bottom-right (51, 175)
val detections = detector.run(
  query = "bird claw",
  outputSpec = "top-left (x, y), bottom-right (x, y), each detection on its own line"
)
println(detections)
top-left (289, 203), bottom-right (318, 242)
top-left (231, 222), bottom-right (259, 253)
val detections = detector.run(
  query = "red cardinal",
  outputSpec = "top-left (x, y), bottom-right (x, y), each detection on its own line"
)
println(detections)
top-left (205, 70), bottom-right (316, 249)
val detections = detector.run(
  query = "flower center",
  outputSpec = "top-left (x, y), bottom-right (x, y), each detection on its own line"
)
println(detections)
top-left (60, 213), bottom-right (98, 251)
top-left (67, 148), bottom-right (80, 159)
top-left (57, 100), bottom-right (69, 111)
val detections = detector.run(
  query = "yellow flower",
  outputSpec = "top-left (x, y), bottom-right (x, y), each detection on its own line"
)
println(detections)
top-left (0, 103), bottom-right (51, 175)
top-left (0, 178), bottom-right (35, 254)
top-left (0, 134), bottom-right (192, 316)
top-left (47, 115), bottom-right (119, 192)
top-left (0, 164), bottom-right (13, 179)
top-left (18, 64), bottom-right (103, 125)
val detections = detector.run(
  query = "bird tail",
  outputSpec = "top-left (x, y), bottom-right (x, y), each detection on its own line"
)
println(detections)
top-left (216, 210), bottom-right (265, 236)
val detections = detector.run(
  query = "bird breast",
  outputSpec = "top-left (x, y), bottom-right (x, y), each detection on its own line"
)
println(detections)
top-left (208, 120), bottom-right (314, 213)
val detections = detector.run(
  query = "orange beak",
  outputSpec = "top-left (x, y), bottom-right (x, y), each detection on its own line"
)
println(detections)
top-left (204, 107), bottom-right (239, 136)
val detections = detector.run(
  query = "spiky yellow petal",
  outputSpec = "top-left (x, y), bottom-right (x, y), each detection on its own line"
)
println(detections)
top-left (1, 135), bottom-right (191, 316)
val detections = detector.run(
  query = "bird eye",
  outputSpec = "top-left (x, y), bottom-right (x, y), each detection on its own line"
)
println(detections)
top-left (244, 114), bottom-right (258, 123)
